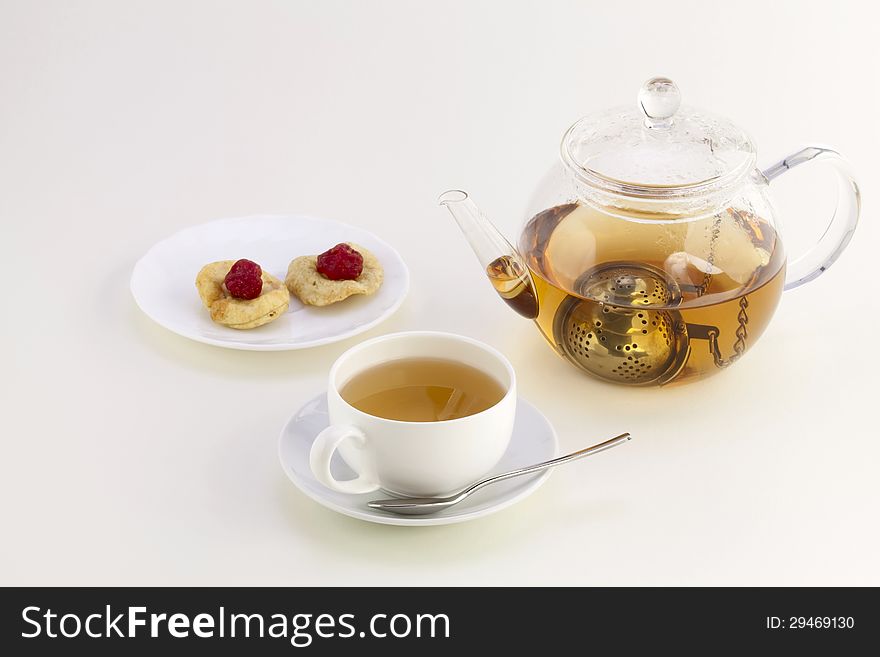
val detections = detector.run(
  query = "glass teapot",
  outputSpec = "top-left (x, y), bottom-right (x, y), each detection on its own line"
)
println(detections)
top-left (440, 77), bottom-right (860, 386)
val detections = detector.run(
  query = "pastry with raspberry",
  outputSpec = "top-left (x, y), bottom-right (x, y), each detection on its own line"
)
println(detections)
top-left (195, 259), bottom-right (289, 329)
top-left (285, 243), bottom-right (383, 306)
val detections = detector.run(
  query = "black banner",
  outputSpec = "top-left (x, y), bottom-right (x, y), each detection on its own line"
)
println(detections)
top-left (0, 587), bottom-right (874, 654)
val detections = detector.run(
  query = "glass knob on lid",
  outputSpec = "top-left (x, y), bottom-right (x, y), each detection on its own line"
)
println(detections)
top-left (561, 77), bottom-right (756, 194)
top-left (638, 77), bottom-right (681, 129)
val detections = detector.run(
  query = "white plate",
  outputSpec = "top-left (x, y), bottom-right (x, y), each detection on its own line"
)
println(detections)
top-left (131, 215), bottom-right (409, 350)
top-left (279, 394), bottom-right (558, 526)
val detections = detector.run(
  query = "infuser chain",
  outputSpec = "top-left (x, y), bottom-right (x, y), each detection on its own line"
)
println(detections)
top-left (705, 296), bottom-right (750, 369)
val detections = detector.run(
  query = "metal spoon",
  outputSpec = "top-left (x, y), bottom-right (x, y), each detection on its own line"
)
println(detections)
top-left (367, 432), bottom-right (631, 515)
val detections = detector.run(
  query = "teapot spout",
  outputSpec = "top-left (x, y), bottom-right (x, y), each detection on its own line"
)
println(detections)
top-left (439, 190), bottom-right (539, 319)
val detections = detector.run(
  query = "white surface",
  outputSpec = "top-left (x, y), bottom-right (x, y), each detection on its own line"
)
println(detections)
top-left (130, 214), bottom-right (409, 350)
top-left (1, 0), bottom-right (878, 585)
top-left (281, 394), bottom-right (557, 526)
top-left (311, 331), bottom-right (518, 497)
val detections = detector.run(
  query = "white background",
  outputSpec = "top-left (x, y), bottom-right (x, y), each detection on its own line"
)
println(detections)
top-left (2, 0), bottom-right (878, 585)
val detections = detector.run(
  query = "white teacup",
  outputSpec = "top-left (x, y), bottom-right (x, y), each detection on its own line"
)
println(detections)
top-left (309, 331), bottom-right (516, 497)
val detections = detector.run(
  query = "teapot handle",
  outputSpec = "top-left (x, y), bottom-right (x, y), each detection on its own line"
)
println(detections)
top-left (762, 146), bottom-right (860, 291)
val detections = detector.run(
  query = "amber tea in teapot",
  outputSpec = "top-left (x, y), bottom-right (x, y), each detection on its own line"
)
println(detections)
top-left (507, 202), bottom-right (786, 384)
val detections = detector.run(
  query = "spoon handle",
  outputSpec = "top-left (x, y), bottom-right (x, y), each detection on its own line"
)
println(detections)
top-left (461, 433), bottom-right (631, 497)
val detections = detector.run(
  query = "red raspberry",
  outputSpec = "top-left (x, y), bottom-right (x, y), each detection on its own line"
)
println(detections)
top-left (227, 258), bottom-right (261, 279)
top-left (224, 259), bottom-right (263, 300)
top-left (316, 244), bottom-right (364, 281)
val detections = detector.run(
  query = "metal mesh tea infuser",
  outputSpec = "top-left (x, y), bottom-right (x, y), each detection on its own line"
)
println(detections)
top-left (552, 261), bottom-right (749, 385)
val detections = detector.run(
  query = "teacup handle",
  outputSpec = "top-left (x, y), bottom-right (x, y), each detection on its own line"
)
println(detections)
top-left (762, 146), bottom-right (860, 291)
top-left (309, 425), bottom-right (381, 494)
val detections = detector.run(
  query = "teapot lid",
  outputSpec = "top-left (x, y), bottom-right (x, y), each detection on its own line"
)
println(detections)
top-left (561, 77), bottom-right (755, 196)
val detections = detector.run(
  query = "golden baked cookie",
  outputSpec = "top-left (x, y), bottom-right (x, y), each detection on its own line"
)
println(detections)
top-left (195, 260), bottom-right (290, 329)
top-left (285, 243), bottom-right (384, 306)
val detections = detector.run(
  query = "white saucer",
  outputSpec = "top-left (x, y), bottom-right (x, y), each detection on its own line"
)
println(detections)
top-left (279, 394), bottom-right (558, 526)
top-left (131, 214), bottom-right (409, 351)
